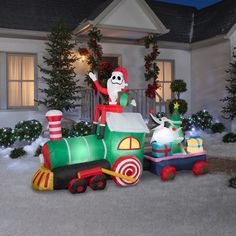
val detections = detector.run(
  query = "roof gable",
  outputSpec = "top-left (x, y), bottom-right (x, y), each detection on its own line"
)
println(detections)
top-left (75, 0), bottom-right (169, 40)
top-left (106, 112), bottom-right (149, 133)
top-left (97, 0), bottom-right (167, 33)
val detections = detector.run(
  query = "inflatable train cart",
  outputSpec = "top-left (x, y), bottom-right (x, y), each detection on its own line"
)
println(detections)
top-left (32, 111), bottom-right (149, 193)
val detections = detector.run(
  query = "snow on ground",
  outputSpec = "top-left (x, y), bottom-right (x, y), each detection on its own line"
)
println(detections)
top-left (185, 131), bottom-right (236, 160)
top-left (201, 132), bottom-right (236, 160)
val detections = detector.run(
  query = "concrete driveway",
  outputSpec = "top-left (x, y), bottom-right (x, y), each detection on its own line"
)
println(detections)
top-left (0, 156), bottom-right (235, 236)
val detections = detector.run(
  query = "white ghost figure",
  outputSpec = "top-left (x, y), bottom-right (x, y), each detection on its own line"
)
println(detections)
top-left (150, 114), bottom-right (182, 145)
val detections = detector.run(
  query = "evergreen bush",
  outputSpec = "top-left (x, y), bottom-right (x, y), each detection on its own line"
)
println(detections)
top-left (191, 110), bottom-right (213, 130)
top-left (223, 132), bottom-right (236, 143)
top-left (211, 123), bottom-right (225, 133)
top-left (10, 148), bottom-right (26, 159)
top-left (0, 128), bottom-right (15, 148)
top-left (14, 120), bottom-right (42, 142)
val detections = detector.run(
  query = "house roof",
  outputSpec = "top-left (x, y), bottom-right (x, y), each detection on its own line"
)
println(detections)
top-left (0, 0), bottom-right (235, 43)
top-left (192, 0), bottom-right (236, 42)
top-left (106, 112), bottom-right (150, 133)
top-left (0, 0), bottom-right (109, 32)
top-left (146, 0), bottom-right (195, 43)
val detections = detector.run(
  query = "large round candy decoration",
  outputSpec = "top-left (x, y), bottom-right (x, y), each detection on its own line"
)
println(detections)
top-left (112, 156), bottom-right (142, 187)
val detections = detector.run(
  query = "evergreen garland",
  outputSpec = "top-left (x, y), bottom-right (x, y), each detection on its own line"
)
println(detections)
top-left (144, 34), bottom-right (160, 99)
top-left (84, 27), bottom-right (103, 88)
top-left (38, 20), bottom-right (80, 111)
top-left (84, 27), bottom-right (114, 102)
top-left (221, 46), bottom-right (236, 120)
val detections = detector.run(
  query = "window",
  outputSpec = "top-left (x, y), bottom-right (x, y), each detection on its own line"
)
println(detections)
top-left (156, 60), bottom-right (173, 102)
top-left (118, 136), bottom-right (141, 150)
top-left (7, 54), bottom-right (35, 108)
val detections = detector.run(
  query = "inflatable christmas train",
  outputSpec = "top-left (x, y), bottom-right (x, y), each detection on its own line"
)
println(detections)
top-left (32, 68), bottom-right (208, 194)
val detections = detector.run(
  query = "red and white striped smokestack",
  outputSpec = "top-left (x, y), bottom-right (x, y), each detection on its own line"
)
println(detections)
top-left (45, 110), bottom-right (63, 141)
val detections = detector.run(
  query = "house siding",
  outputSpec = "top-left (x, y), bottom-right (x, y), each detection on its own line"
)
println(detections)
top-left (191, 40), bottom-right (231, 123)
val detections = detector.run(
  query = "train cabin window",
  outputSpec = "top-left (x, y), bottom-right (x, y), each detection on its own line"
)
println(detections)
top-left (118, 137), bottom-right (141, 150)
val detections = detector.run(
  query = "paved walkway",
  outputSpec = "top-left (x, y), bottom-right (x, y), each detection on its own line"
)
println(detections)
top-left (0, 156), bottom-right (235, 236)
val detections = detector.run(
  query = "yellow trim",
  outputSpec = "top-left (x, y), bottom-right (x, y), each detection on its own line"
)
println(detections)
top-left (32, 166), bottom-right (54, 191)
top-left (101, 168), bottom-right (136, 183)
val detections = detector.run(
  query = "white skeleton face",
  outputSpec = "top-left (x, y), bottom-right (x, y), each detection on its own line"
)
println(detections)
top-left (110, 72), bottom-right (124, 85)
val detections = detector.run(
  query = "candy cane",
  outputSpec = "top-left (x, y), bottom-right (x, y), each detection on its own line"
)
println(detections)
top-left (45, 110), bottom-right (63, 141)
top-left (112, 156), bottom-right (142, 187)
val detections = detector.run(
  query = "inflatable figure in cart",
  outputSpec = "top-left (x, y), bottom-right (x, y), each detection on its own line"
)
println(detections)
top-left (144, 102), bottom-right (208, 181)
top-left (32, 69), bottom-right (149, 194)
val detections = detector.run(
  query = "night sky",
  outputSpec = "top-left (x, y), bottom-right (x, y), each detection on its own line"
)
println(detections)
top-left (158, 0), bottom-right (222, 9)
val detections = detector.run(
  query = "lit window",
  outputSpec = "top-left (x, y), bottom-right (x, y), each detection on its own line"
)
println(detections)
top-left (8, 54), bottom-right (35, 108)
top-left (156, 60), bottom-right (173, 102)
top-left (118, 137), bottom-right (141, 150)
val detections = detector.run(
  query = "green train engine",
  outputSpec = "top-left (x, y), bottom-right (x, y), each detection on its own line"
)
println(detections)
top-left (32, 111), bottom-right (149, 191)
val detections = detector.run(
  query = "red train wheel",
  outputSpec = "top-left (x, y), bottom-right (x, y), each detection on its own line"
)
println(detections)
top-left (89, 174), bottom-right (107, 191)
top-left (112, 156), bottom-right (142, 187)
top-left (160, 166), bottom-right (176, 181)
top-left (192, 161), bottom-right (208, 176)
top-left (68, 178), bottom-right (87, 194)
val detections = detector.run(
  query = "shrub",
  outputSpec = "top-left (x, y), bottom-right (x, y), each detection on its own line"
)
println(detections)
top-left (62, 122), bottom-right (92, 138)
top-left (14, 120), bottom-right (42, 142)
top-left (211, 123), bottom-right (225, 133)
top-left (191, 110), bottom-right (213, 130)
top-left (182, 117), bottom-right (194, 132)
top-left (169, 99), bottom-right (188, 114)
top-left (70, 122), bottom-right (92, 137)
top-left (170, 80), bottom-right (187, 99)
top-left (10, 148), bottom-right (26, 159)
top-left (223, 132), bottom-right (236, 143)
top-left (62, 127), bottom-right (71, 138)
top-left (0, 128), bottom-right (15, 148)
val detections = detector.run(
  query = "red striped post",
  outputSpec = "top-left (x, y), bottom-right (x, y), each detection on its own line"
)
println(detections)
top-left (45, 110), bottom-right (63, 141)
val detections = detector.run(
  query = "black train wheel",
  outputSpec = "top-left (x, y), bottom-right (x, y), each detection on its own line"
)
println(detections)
top-left (89, 174), bottom-right (107, 191)
top-left (68, 178), bottom-right (87, 194)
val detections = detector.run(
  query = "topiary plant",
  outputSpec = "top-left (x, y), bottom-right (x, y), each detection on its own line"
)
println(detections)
top-left (10, 148), bottom-right (26, 159)
top-left (170, 80), bottom-right (187, 100)
top-left (211, 123), bottom-right (225, 133)
top-left (14, 120), bottom-right (42, 143)
top-left (169, 99), bottom-right (188, 115)
top-left (223, 132), bottom-right (236, 143)
top-left (0, 128), bottom-right (15, 148)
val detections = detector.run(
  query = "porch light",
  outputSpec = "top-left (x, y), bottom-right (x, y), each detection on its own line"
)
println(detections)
top-left (78, 47), bottom-right (90, 62)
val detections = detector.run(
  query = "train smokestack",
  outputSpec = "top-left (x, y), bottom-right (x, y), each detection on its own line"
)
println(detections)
top-left (45, 110), bottom-right (63, 141)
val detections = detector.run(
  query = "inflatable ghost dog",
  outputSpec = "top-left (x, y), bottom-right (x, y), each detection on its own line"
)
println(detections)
top-left (144, 102), bottom-right (209, 181)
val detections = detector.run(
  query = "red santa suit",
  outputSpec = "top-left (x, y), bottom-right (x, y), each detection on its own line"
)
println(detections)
top-left (90, 67), bottom-right (128, 127)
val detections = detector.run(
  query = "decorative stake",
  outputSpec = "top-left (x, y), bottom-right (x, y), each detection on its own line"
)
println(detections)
top-left (45, 110), bottom-right (63, 141)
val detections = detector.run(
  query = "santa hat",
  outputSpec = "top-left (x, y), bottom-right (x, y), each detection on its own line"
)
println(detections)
top-left (113, 67), bottom-right (128, 86)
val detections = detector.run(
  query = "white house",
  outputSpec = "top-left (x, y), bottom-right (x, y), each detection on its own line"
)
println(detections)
top-left (0, 0), bottom-right (235, 128)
